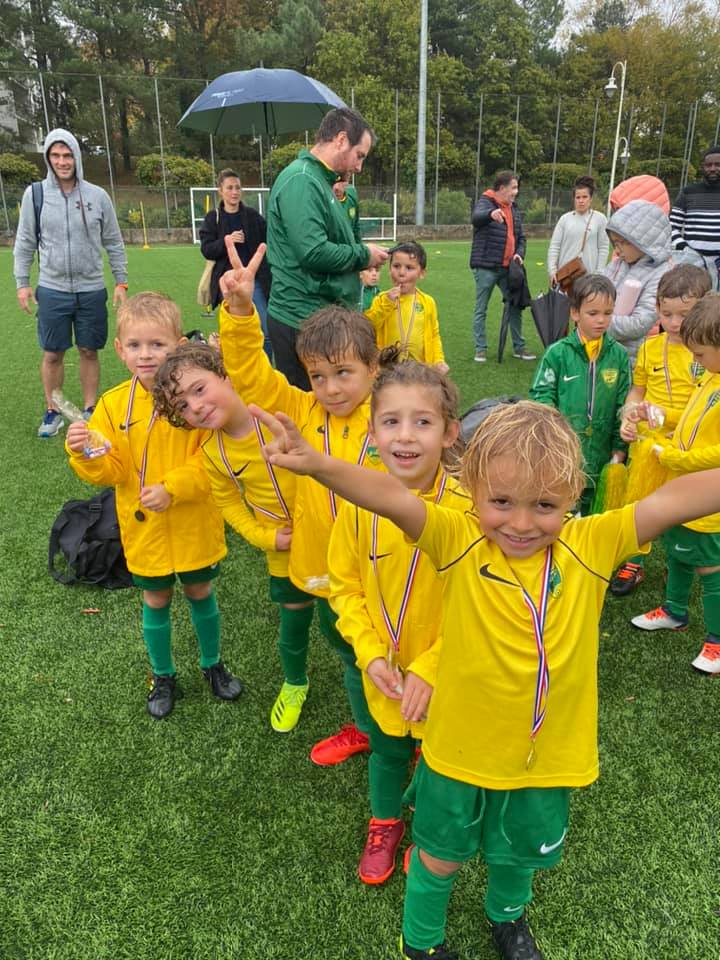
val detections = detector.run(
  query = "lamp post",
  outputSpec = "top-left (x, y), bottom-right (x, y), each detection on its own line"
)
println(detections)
top-left (415, 0), bottom-right (428, 225)
top-left (604, 60), bottom-right (627, 216)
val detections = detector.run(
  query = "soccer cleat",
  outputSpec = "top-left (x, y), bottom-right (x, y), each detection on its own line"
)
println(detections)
top-left (474, 351), bottom-right (487, 363)
top-left (358, 817), bottom-right (405, 885)
top-left (630, 606), bottom-right (688, 631)
top-left (310, 723), bottom-right (370, 766)
top-left (147, 674), bottom-right (177, 719)
top-left (202, 660), bottom-right (243, 700)
top-left (270, 681), bottom-right (309, 733)
top-left (490, 913), bottom-right (543, 960)
top-left (691, 639), bottom-right (720, 675)
top-left (38, 409), bottom-right (64, 438)
top-left (399, 933), bottom-right (458, 959)
top-left (609, 561), bottom-right (645, 597)
top-left (512, 351), bottom-right (537, 361)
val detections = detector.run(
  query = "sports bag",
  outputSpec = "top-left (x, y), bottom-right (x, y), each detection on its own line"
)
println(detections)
top-left (48, 488), bottom-right (132, 589)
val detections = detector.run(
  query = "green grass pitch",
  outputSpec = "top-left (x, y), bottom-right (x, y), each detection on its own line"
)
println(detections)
top-left (0, 241), bottom-right (718, 959)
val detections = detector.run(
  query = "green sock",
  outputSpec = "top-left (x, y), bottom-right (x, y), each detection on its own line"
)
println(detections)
top-left (143, 602), bottom-right (174, 676)
top-left (187, 592), bottom-right (221, 670)
top-left (278, 604), bottom-right (313, 685)
top-left (665, 557), bottom-right (694, 619)
top-left (700, 569), bottom-right (720, 637)
top-left (368, 724), bottom-right (416, 819)
top-left (485, 863), bottom-right (534, 923)
top-left (402, 846), bottom-right (458, 951)
top-left (316, 598), bottom-right (372, 733)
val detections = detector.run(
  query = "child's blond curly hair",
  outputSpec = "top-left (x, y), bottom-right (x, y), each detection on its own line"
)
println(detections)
top-left (460, 400), bottom-right (585, 503)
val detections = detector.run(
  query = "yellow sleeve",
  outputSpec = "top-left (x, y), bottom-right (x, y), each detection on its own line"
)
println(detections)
top-left (66, 393), bottom-right (130, 488)
top-left (659, 443), bottom-right (720, 474)
top-left (328, 504), bottom-right (387, 664)
top-left (218, 303), bottom-right (311, 423)
top-left (633, 340), bottom-right (649, 388)
top-left (406, 634), bottom-right (442, 688)
top-left (425, 295), bottom-right (445, 364)
top-left (161, 444), bottom-right (211, 503)
top-left (364, 292), bottom-right (394, 338)
top-left (207, 460), bottom-right (278, 554)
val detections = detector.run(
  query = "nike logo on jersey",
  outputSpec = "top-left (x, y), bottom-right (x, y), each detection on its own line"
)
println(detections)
top-left (232, 462), bottom-right (250, 477)
top-left (563, 375), bottom-right (580, 382)
top-left (478, 563), bottom-right (515, 586)
top-left (653, 365), bottom-right (664, 372)
top-left (368, 552), bottom-right (392, 561)
top-left (120, 419), bottom-right (141, 430)
top-left (674, 545), bottom-right (692, 552)
top-left (539, 829), bottom-right (567, 854)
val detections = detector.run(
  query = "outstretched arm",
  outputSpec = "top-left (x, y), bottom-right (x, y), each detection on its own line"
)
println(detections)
top-left (250, 405), bottom-right (427, 541)
top-left (635, 467), bottom-right (720, 545)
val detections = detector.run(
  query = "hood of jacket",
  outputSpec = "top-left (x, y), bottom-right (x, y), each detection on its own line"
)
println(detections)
top-left (606, 199), bottom-right (672, 264)
top-left (609, 175), bottom-right (670, 215)
top-left (43, 128), bottom-right (84, 184)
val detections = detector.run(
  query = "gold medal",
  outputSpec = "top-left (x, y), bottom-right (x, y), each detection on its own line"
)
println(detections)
top-left (134, 509), bottom-right (145, 522)
top-left (526, 740), bottom-right (537, 770)
top-left (387, 649), bottom-right (404, 694)
top-left (585, 424), bottom-right (593, 437)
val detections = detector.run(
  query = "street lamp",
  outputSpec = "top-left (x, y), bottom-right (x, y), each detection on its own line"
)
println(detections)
top-left (605, 60), bottom-right (627, 215)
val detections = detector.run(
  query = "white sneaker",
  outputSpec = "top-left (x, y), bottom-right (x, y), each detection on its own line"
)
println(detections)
top-left (37, 409), bottom-right (64, 438)
top-left (474, 352), bottom-right (487, 362)
top-left (512, 350), bottom-right (537, 361)
top-left (691, 640), bottom-right (720, 674)
top-left (630, 606), bottom-right (688, 631)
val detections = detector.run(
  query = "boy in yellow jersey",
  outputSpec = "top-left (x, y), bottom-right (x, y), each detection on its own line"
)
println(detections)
top-left (218, 237), bottom-right (383, 764)
top-left (610, 264), bottom-right (712, 595)
top-left (329, 351), bottom-right (471, 885)
top-left (250, 397), bottom-right (720, 960)
top-left (65, 293), bottom-right (242, 720)
top-left (365, 241), bottom-right (447, 370)
top-left (630, 292), bottom-right (720, 675)
top-left (153, 342), bottom-right (314, 733)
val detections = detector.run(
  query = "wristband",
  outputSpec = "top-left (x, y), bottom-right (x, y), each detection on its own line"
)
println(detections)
top-left (116, 282), bottom-right (129, 289)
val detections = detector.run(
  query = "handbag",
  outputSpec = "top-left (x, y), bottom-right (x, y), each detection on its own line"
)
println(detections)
top-left (197, 258), bottom-right (214, 308)
top-left (556, 212), bottom-right (593, 294)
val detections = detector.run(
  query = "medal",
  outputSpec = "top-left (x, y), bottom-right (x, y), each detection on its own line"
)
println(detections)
top-left (517, 546), bottom-right (553, 771)
top-left (387, 649), bottom-right (404, 694)
top-left (324, 414), bottom-right (371, 520)
top-left (135, 509), bottom-right (145, 522)
top-left (217, 421), bottom-right (291, 522)
top-left (526, 741), bottom-right (537, 770)
top-left (585, 424), bottom-right (593, 437)
top-left (123, 376), bottom-right (158, 514)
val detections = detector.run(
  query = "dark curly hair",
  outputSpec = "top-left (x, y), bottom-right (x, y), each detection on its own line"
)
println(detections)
top-left (153, 342), bottom-right (225, 428)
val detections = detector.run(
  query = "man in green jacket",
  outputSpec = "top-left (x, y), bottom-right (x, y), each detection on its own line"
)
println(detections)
top-left (266, 107), bottom-right (389, 388)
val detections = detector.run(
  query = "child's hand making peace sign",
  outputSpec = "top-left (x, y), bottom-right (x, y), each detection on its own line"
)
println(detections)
top-left (219, 237), bottom-right (267, 315)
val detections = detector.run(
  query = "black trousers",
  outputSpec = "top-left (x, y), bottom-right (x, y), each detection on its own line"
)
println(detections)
top-left (268, 314), bottom-right (310, 391)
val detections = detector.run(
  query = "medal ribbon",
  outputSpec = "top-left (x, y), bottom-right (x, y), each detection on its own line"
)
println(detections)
top-left (216, 424), bottom-right (290, 523)
top-left (519, 546), bottom-right (553, 744)
top-left (324, 414), bottom-right (371, 520)
top-left (677, 385), bottom-right (720, 451)
top-left (396, 291), bottom-right (417, 355)
top-left (576, 330), bottom-right (596, 425)
top-left (124, 375), bottom-right (158, 504)
top-left (371, 471), bottom-right (447, 654)
top-left (662, 337), bottom-right (672, 404)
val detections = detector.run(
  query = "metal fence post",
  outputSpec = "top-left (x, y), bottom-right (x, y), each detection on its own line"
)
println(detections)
top-left (98, 74), bottom-right (116, 207)
top-left (38, 71), bottom-right (50, 135)
top-left (513, 95), bottom-right (520, 172)
top-left (433, 90), bottom-right (441, 226)
top-left (153, 76), bottom-right (171, 232)
top-left (588, 98), bottom-right (599, 174)
top-left (0, 168), bottom-right (10, 232)
top-left (394, 88), bottom-right (399, 200)
top-left (474, 93), bottom-right (484, 201)
top-left (548, 97), bottom-right (561, 226)
top-left (656, 103), bottom-right (667, 177)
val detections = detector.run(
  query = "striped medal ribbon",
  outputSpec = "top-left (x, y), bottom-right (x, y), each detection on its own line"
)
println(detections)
top-left (123, 375), bottom-right (158, 522)
top-left (371, 471), bottom-right (447, 662)
top-left (216, 422), bottom-right (291, 523)
top-left (324, 414), bottom-right (371, 520)
top-left (396, 290), bottom-right (417, 356)
top-left (520, 546), bottom-right (553, 770)
top-left (662, 337), bottom-right (672, 404)
top-left (677, 385), bottom-right (720, 451)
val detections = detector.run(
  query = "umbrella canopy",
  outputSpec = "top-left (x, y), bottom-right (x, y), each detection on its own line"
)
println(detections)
top-left (178, 69), bottom-right (347, 137)
top-left (530, 289), bottom-right (570, 349)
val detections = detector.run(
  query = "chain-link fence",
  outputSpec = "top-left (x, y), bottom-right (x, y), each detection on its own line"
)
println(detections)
top-left (2, 69), bottom-right (719, 235)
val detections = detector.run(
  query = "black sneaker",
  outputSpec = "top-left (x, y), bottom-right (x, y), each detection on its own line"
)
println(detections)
top-left (490, 913), bottom-right (543, 960)
top-left (399, 933), bottom-right (458, 959)
top-left (609, 561), bottom-right (644, 597)
top-left (147, 674), bottom-right (177, 719)
top-left (202, 661), bottom-right (243, 700)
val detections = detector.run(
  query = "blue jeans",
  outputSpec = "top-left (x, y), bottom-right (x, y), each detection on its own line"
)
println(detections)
top-left (472, 267), bottom-right (525, 353)
top-left (252, 281), bottom-right (273, 363)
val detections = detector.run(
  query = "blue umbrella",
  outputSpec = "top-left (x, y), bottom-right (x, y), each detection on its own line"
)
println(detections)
top-left (178, 68), bottom-right (347, 137)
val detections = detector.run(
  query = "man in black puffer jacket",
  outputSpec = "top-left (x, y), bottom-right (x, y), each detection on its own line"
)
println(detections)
top-left (469, 170), bottom-right (535, 363)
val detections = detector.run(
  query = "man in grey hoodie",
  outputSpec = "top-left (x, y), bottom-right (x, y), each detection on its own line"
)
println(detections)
top-left (14, 129), bottom-right (128, 437)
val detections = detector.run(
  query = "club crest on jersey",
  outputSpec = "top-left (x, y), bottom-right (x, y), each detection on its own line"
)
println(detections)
top-left (549, 563), bottom-right (563, 598)
top-left (601, 369), bottom-right (618, 386)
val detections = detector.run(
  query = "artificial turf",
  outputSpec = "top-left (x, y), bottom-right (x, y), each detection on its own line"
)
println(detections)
top-left (0, 241), bottom-right (718, 959)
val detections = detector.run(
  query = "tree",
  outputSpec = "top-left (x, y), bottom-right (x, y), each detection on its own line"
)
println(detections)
top-left (235, 0), bottom-right (326, 73)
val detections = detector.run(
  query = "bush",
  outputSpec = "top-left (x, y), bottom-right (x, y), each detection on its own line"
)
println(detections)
top-left (0, 153), bottom-right (42, 185)
top-left (529, 163), bottom-right (589, 190)
top-left (262, 141), bottom-right (304, 179)
top-left (135, 154), bottom-right (214, 189)
top-left (361, 197), bottom-right (392, 218)
top-left (626, 156), bottom-right (693, 185)
top-left (434, 188), bottom-right (470, 225)
top-left (524, 196), bottom-right (548, 224)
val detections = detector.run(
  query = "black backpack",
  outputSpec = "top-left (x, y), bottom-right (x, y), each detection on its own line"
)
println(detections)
top-left (48, 489), bottom-right (132, 590)
top-left (459, 395), bottom-right (524, 445)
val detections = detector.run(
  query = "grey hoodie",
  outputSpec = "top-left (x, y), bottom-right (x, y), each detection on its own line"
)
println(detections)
top-left (13, 128), bottom-right (128, 292)
top-left (604, 199), bottom-right (672, 363)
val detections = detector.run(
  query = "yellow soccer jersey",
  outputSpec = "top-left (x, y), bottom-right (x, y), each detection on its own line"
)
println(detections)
top-left (218, 303), bottom-right (384, 596)
top-left (329, 471), bottom-right (472, 738)
top-left (67, 378), bottom-right (226, 577)
top-left (633, 333), bottom-right (702, 430)
top-left (365, 288), bottom-right (444, 364)
top-left (659, 372), bottom-right (720, 532)
top-left (201, 424), bottom-right (296, 578)
top-left (414, 501), bottom-right (646, 790)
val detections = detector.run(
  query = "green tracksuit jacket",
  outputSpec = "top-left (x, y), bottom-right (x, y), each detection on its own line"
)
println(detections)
top-left (529, 331), bottom-right (631, 485)
top-left (266, 149), bottom-right (370, 329)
